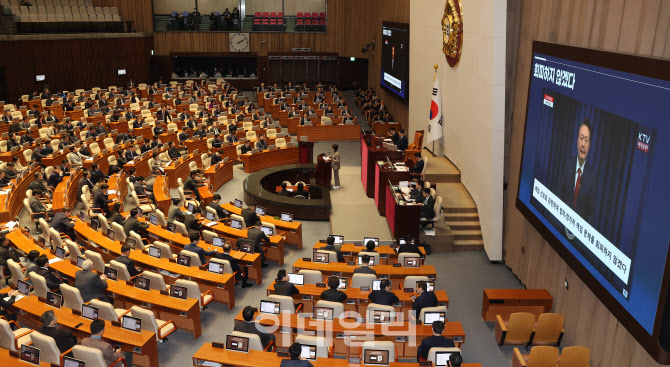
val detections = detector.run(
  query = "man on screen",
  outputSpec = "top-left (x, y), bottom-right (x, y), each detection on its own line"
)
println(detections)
top-left (560, 118), bottom-right (596, 224)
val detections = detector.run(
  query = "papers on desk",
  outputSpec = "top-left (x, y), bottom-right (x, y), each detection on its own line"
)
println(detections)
top-left (400, 187), bottom-right (410, 194)
top-left (49, 258), bottom-right (62, 265)
top-left (85, 158), bottom-right (93, 161)
top-left (4, 295), bottom-right (23, 302)
top-left (4, 221), bottom-right (17, 229)
top-left (0, 190), bottom-right (9, 195)
top-left (159, 269), bottom-right (180, 278)
top-left (107, 190), bottom-right (117, 195)
top-left (197, 361), bottom-right (222, 367)
top-left (394, 165), bottom-right (409, 172)
top-left (204, 221), bottom-right (217, 227)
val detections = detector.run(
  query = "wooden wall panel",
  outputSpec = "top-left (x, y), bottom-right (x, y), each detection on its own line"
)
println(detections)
top-left (0, 36), bottom-right (152, 103)
top-left (504, 0), bottom-right (670, 366)
top-left (92, 0), bottom-right (154, 32)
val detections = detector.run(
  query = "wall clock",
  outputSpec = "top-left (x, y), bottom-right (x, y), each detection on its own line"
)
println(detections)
top-left (229, 33), bottom-right (250, 52)
top-left (441, 0), bottom-right (463, 67)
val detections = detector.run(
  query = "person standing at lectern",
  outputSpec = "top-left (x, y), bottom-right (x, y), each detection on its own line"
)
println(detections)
top-left (331, 144), bottom-right (340, 189)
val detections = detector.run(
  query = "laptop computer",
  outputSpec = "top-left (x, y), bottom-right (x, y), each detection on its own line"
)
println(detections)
top-left (434, 351), bottom-right (459, 367)
top-left (423, 311), bottom-right (446, 325)
top-left (403, 256), bottom-right (421, 268)
top-left (177, 254), bottom-right (191, 267)
top-left (225, 335), bottom-right (249, 352)
top-left (313, 306), bottom-right (334, 320)
top-left (63, 356), bottom-right (86, 367)
top-left (90, 218), bottom-right (99, 231)
top-left (17, 279), bottom-right (31, 296)
top-left (166, 222), bottom-right (176, 233)
top-left (239, 243), bottom-right (254, 254)
top-left (20, 344), bottom-right (41, 365)
top-left (233, 199), bottom-right (243, 208)
top-left (149, 214), bottom-right (158, 225)
top-left (126, 237), bottom-right (137, 250)
top-left (208, 262), bottom-right (224, 274)
top-left (255, 206), bottom-right (266, 216)
top-left (104, 266), bottom-right (118, 281)
top-left (338, 277), bottom-right (347, 289)
top-left (259, 300), bottom-right (280, 315)
top-left (107, 228), bottom-right (116, 240)
top-left (230, 219), bottom-right (242, 229)
top-left (121, 315), bottom-right (142, 332)
top-left (372, 280), bottom-right (391, 291)
top-left (363, 349), bottom-right (390, 365)
top-left (280, 212), bottom-right (293, 222)
top-left (331, 235), bottom-right (344, 245)
top-left (260, 225), bottom-right (273, 236)
top-left (358, 256), bottom-right (376, 266)
top-left (313, 252), bottom-right (329, 263)
top-left (54, 246), bottom-right (66, 259)
top-left (300, 344), bottom-right (317, 360)
top-left (205, 211), bottom-right (216, 221)
top-left (287, 273), bottom-right (304, 285)
top-left (81, 304), bottom-right (99, 320)
top-left (363, 237), bottom-right (380, 247)
top-left (148, 246), bottom-right (161, 258)
top-left (367, 309), bottom-right (391, 324)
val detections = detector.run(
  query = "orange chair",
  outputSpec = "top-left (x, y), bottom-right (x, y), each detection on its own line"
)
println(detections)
top-left (495, 312), bottom-right (535, 347)
top-left (404, 130), bottom-right (424, 162)
top-left (512, 346), bottom-right (559, 367)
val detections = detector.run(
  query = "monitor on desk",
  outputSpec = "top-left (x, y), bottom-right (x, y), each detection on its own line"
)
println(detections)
top-left (121, 315), bottom-right (142, 332)
top-left (338, 277), bottom-right (347, 289)
top-left (287, 273), bottom-right (304, 285)
top-left (313, 252), bottom-right (329, 263)
top-left (177, 254), bottom-right (191, 267)
top-left (434, 351), bottom-right (459, 367)
top-left (280, 212), bottom-right (293, 222)
top-left (54, 246), bottom-right (66, 259)
top-left (260, 225), bottom-right (273, 237)
top-left (212, 236), bottom-right (224, 247)
top-left (367, 310), bottom-right (392, 324)
top-left (358, 255), bottom-right (375, 266)
top-left (46, 291), bottom-right (62, 308)
top-left (125, 238), bottom-right (138, 251)
top-left (403, 256), bottom-right (420, 268)
top-left (187, 203), bottom-right (196, 213)
top-left (205, 211), bottom-right (216, 221)
top-left (166, 222), bottom-right (176, 233)
top-left (107, 228), bottom-right (116, 240)
top-left (149, 214), bottom-right (158, 225)
top-left (398, 238), bottom-right (406, 245)
top-left (300, 344), bottom-right (317, 360)
top-left (17, 279), bottom-right (30, 296)
top-left (104, 266), bottom-right (118, 281)
top-left (331, 235), bottom-right (344, 245)
top-left (225, 335), bottom-right (249, 352)
top-left (36, 236), bottom-right (47, 249)
top-left (372, 280), bottom-right (391, 291)
top-left (208, 262), bottom-right (224, 274)
top-left (148, 246), bottom-right (161, 259)
top-left (170, 285), bottom-right (187, 300)
top-left (423, 311), bottom-right (446, 325)
top-left (363, 349), bottom-right (390, 365)
top-left (260, 300), bottom-right (280, 315)
top-left (134, 276), bottom-right (151, 291)
top-left (313, 306), bottom-right (334, 320)
top-left (20, 344), bottom-right (41, 365)
top-left (426, 281), bottom-right (435, 292)
top-left (230, 219), bottom-right (242, 230)
top-left (81, 304), bottom-right (99, 320)
top-left (90, 218), bottom-right (99, 231)
top-left (255, 206), bottom-right (266, 216)
top-left (239, 243), bottom-right (255, 254)
top-left (364, 237), bottom-right (380, 247)
top-left (233, 199), bottom-right (243, 208)
top-left (63, 356), bottom-right (86, 367)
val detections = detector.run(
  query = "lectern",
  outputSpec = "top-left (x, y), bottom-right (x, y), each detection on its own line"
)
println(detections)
top-left (316, 154), bottom-right (332, 188)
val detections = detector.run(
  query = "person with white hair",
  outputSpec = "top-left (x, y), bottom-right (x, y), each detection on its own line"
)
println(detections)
top-left (74, 259), bottom-right (110, 303)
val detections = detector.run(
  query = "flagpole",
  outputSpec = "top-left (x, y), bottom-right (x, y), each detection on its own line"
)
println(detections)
top-left (432, 64), bottom-right (438, 156)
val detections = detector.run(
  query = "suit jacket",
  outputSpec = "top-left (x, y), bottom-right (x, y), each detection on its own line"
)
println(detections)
top-left (38, 326), bottom-right (77, 354)
top-left (331, 151), bottom-right (341, 170)
top-left (396, 135), bottom-right (409, 150)
top-left (322, 244), bottom-right (344, 262)
top-left (280, 360), bottom-right (314, 367)
top-left (247, 228), bottom-right (269, 246)
top-left (184, 177), bottom-right (202, 195)
top-left (255, 140), bottom-right (268, 151)
top-left (81, 337), bottom-right (120, 366)
top-left (168, 147), bottom-right (181, 159)
top-left (417, 336), bottom-right (455, 360)
top-left (398, 242), bottom-right (421, 255)
top-left (420, 195), bottom-right (436, 220)
top-left (125, 149), bottom-right (138, 161)
top-left (241, 208), bottom-right (260, 228)
top-left (353, 266), bottom-right (377, 276)
top-left (412, 291), bottom-right (438, 314)
top-left (368, 289), bottom-right (399, 306)
top-left (115, 255), bottom-right (141, 277)
top-left (75, 270), bottom-right (108, 302)
top-left (91, 170), bottom-right (107, 185)
top-left (215, 252), bottom-right (241, 273)
top-left (29, 197), bottom-right (48, 215)
top-left (234, 321), bottom-right (275, 348)
top-left (184, 243), bottom-right (216, 265)
top-left (48, 172), bottom-right (63, 188)
top-left (320, 288), bottom-right (347, 302)
top-left (50, 212), bottom-right (74, 233)
top-left (278, 189), bottom-right (292, 197)
top-left (208, 202), bottom-right (228, 219)
top-left (34, 267), bottom-right (63, 291)
top-left (559, 158), bottom-right (596, 224)
top-left (274, 280), bottom-right (299, 297)
top-left (123, 217), bottom-right (149, 237)
top-left (93, 191), bottom-right (111, 215)
top-left (410, 159), bottom-right (424, 174)
top-left (167, 205), bottom-right (184, 222)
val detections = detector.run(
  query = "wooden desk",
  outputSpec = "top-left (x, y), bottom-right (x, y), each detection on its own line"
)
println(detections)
top-left (204, 221), bottom-right (286, 265)
top-left (7, 230), bottom-right (203, 339)
top-left (164, 152), bottom-right (201, 188)
top-left (204, 158), bottom-right (234, 192)
top-left (221, 203), bottom-right (303, 249)
top-left (13, 295), bottom-right (159, 367)
top-left (6, 166), bottom-right (42, 222)
top-left (240, 146), bottom-right (300, 173)
top-left (184, 138), bottom-right (209, 156)
top-left (123, 148), bottom-right (167, 179)
top-left (361, 132), bottom-right (404, 198)
top-left (291, 260), bottom-right (436, 281)
top-left (375, 162), bottom-right (411, 216)
top-left (313, 242), bottom-right (425, 265)
top-left (153, 176), bottom-right (171, 215)
top-left (0, 348), bottom-right (50, 367)
top-left (107, 171), bottom-right (128, 208)
top-left (481, 289), bottom-right (553, 322)
top-left (233, 310), bottom-right (465, 357)
top-left (73, 221), bottom-right (237, 309)
top-left (266, 281), bottom-right (448, 315)
top-left (296, 123), bottom-right (360, 141)
top-left (83, 149), bottom-right (117, 176)
top-left (385, 182), bottom-right (420, 240)
top-left (52, 168), bottom-right (83, 212)
top-left (41, 149), bottom-right (69, 167)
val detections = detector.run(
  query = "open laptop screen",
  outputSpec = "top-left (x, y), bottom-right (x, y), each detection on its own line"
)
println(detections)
top-left (225, 335), bottom-right (249, 352)
top-left (260, 300), bottom-right (280, 315)
top-left (288, 273), bottom-right (304, 285)
top-left (121, 315), bottom-right (142, 332)
top-left (363, 349), bottom-right (390, 365)
top-left (300, 344), bottom-right (317, 360)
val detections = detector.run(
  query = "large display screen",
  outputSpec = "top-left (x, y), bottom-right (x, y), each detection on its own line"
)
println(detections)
top-left (380, 22), bottom-right (409, 101)
top-left (517, 42), bottom-right (670, 339)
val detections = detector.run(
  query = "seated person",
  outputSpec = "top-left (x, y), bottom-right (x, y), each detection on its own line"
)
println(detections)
top-left (38, 310), bottom-right (76, 355)
top-left (82, 320), bottom-right (133, 367)
top-left (234, 306), bottom-right (276, 348)
top-left (352, 254), bottom-right (376, 275)
top-left (75, 259), bottom-right (110, 303)
top-left (416, 321), bottom-right (455, 362)
top-left (184, 232), bottom-right (216, 264)
top-left (277, 182), bottom-right (292, 197)
top-left (420, 188), bottom-right (436, 223)
top-left (322, 235), bottom-right (344, 262)
top-left (216, 243), bottom-right (251, 287)
top-left (281, 342), bottom-right (314, 367)
top-left (368, 279), bottom-right (399, 306)
top-left (320, 276), bottom-right (347, 303)
top-left (274, 269), bottom-right (299, 297)
top-left (115, 244), bottom-right (142, 277)
top-left (208, 194), bottom-right (229, 220)
top-left (409, 152), bottom-right (425, 174)
top-left (362, 240), bottom-right (377, 253)
top-left (294, 182), bottom-right (308, 198)
top-left (412, 281), bottom-right (438, 316)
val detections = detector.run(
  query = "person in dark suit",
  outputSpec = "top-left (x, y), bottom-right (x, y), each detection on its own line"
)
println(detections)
top-left (208, 194), bottom-right (229, 220)
top-left (123, 208), bottom-right (149, 237)
top-left (234, 306), bottom-right (275, 348)
top-left (0, 289), bottom-right (21, 324)
top-left (398, 237), bottom-right (421, 254)
top-left (294, 183), bottom-right (309, 198)
top-left (420, 188), bottom-right (436, 221)
top-left (240, 140), bottom-right (252, 155)
top-left (210, 150), bottom-right (224, 165)
top-left (115, 245), bottom-right (142, 277)
top-left (90, 164), bottom-right (108, 185)
top-left (416, 321), bottom-right (455, 361)
top-left (559, 118), bottom-right (596, 225)
top-left (0, 234), bottom-right (21, 270)
top-left (140, 139), bottom-right (153, 153)
top-left (353, 254), bottom-right (377, 275)
top-left (38, 310), bottom-right (76, 355)
top-left (410, 152), bottom-right (424, 174)
top-left (368, 279), bottom-right (399, 306)
top-left (277, 182), bottom-right (292, 197)
top-left (239, 204), bottom-right (260, 227)
top-left (320, 276), bottom-right (347, 302)
top-left (395, 129), bottom-right (409, 150)
top-left (184, 171), bottom-right (204, 201)
top-left (388, 127), bottom-right (399, 144)
top-left (216, 243), bottom-right (251, 287)
top-left (125, 147), bottom-right (139, 161)
top-left (94, 184), bottom-right (113, 217)
top-left (255, 134), bottom-right (268, 150)
top-left (49, 206), bottom-right (75, 240)
top-left (411, 281), bottom-right (438, 316)
top-left (322, 235), bottom-right (344, 262)
top-left (280, 343), bottom-right (314, 367)
top-left (34, 255), bottom-right (64, 291)
top-left (75, 259), bottom-right (110, 303)
top-left (274, 269), bottom-right (299, 297)
top-left (47, 166), bottom-right (64, 188)
top-left (185, 232), bottom-right (216, 265)
top-left (167, 141), bottom-right (181, 159)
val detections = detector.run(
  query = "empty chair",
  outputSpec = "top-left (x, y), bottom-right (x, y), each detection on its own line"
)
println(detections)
top-left (205, 206), bottom-right (219, 221)
top-left (29, 331), bottom-right (66, 365)
top-left (179, 249), bottom-right (203, 267)
top-left (90, 299), bottom-right (129, 322)
top-left (173, 221), bottom-right (188, 235)
top-left (111, 222), bottom-right (126, 242)
top-left (178, 187), bottom-right (198, 209)
top-left (65, 239), bottom-right (83, 262)
top-left (174, 279), bottom-right (214, 309)
top-left (532, 313), bottom-right (565, 346)
top-left (0, 318), bottom-right (33, 352)
top-left (140, 270), bottom-right (167, 291)
top-left (295, 335), bottom-right (332, 358)
top-left (495, 312), bottom-right (535, 347)
top-left (231, 330), bottom-right (274, 351)
top-left (297, 269), bottom-right (322, 285)
top-left (131, 191), bottom-right (156, 213)
top-left (367, 303), bottom-right (396, 322)
top-left (557, 346), bottom-right (590, 367)
top-left (7, 259), bottom-right (25, 287)
top-left (72, 344), bottom-right (126, 367)
top-left (29, 272), bottom-right (49, 298)
top-left (315, 300), bottom-right (346, 319)
top-left (230, 213), bottom-right (246, 229)
top-left (84, 250), bottom-right (105, 273)
top-left (152, 241), bottom-right (176, 259)
top-left (128, 231), bottom-right (149, 251)
top-left (130, 306), bottom-right (176, 342)
top-left (316, 250), bottom-right (337, 263)
top-left (361, 341), bottom-right (396, 363)
top-left (60, 283), bottom-right (84, 310)
top-left (109, 259), bottom-right (132, 281)
top-left (351, 273), bottom-right (377, 289)
top-left (97, 214), bottom-right (110, 234)
top-left (517, 346), bottom-right (559, 367)
top-left (246, 130), bottom-right (257, 141)
top-left (268, 294), bottom-right (301, 314)
top-left (152, 209), bottom-right (168, 226)
top-left (275, 137), bottom-right (287, 148)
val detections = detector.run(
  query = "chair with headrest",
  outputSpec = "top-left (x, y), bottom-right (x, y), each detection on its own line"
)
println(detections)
top-left (109, 259), bottom-right (132, 281)
top-left (179, 250), bottom-right (203, 267)
top-left (174, 278), bottom-right (214, 309)
top-left (360, 341), bottom-right (396, 363)
top-left (351, 274), bottom-right (377, 289)
top-left (316, 250), bottom-right (338, 263)
top-left (152, 209), bottom-right (168, 226)
top-left (246, 130), bottom-right (257, 141)
top-left (367, 303), bottom-right (396, 322)
top-left (315, 300), bottom-right (346, 319)
top-left (130, 306), bottom-right (176, 342)
top-left (142, 270), bottom-right (167, 291)
top-left (420, 195), bottom-right (443, 228)
top-left (205, 206), bottom-right (219, 221)
top-left (29, 272), bottom-right (48, 298)
top-left (60, 283), bottom-right (84, 310)
top-left (64, 239), bottom-right (83, 262)
top-left (231, 331), bottom-right (272, 351)
top-left (129, 231), bottom-right (149, 251)
top-left (173, 221), bottom-right (188, 235)
top-left (0, 318), bottom-right (33, 352)
top-left (111, 222), bottom-right (126, 242)
top-left (89, 142), bottom-right (101, 155)
top-left (104, 137), bottom-right (115, 149)
top-left (297, 269), bottom-right (322, 285)
top-left (84, 250), bottom-right (106, 273)
top-left (72, 344), bottom-right (126, 367)
top-left (96, 214), bottom-right (111, 234)
top-left (427, 347), bottom-right (461, 364)
top-left (403, 275), bottom-right (429, 290)
top-left (532, 313), bottom-right (565, 346)
top-left (7, 259), bottom-right (25, 287)
top-left (268, 294), bottom-right (301, 314)
top-left (152, 241), bottom-right (176, 259)
top-left (230, 214), bottom-right (246, 229)
top-left (295, 335), bottom-right (333, 358)
top-left (275, 137), bottom-right (287, 148)
top-left (90, 299), bottom-right (129, 323)
top-left (30, 331), bottom-right (69, 365)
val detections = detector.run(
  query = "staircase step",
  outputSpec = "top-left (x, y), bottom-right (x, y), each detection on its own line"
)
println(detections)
top-left (453, 239), bottom-right (484, 251)
top-left (453, 230), bottom-right (482, 241)
top-left (443, 212), bottom-right (479, 221)
top-left (445, 206), bottom-right (478, 214)
top-left (445, 221), bottom-right (480, 230)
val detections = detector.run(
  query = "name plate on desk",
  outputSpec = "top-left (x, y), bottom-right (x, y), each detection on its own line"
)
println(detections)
top-left (346, 299), bottom-right (356, 304)
top-left (316, 283), bottom-right (326, 288)
top-left (159, 290), bottom-right (168, 295)
top-left (302, 257), bottom-right (311, 262)
top-left (395, 336), bottom-right (406, 342)
top-left (361, 286), bottom-right (370, 291)
top-left (404, 288), bottom-right (414, 292)
top-left (347, 261), bottom-right (355, 265)
top-left (302, 295), bottom-right (312, 300)
top-left (390, 244), bottom-right (398, 248)
top-left (420, 362), bottom-right (433, 366)
top-left (380, 254), bottom-right (388, 258)
top-left (72, 309), bottom-right (82, 316)
top-left (212, 342), bottom-right (224, 349)
top-left (380, 275), bottom-right (389, 279)
top-left (354, 243), bottom-right (362, 246)
top-left (277, 351), bottom-right (290, 357)
top-left (349, 357), bottom-right (361, 364)
top-left (453, 336), bottom-right (463, 343)
top-left (112, 320), bottom-right (121, 327)
top-left (393, 263), bottom-right (402, 267)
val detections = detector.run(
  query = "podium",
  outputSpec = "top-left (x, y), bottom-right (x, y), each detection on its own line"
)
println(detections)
top-left (298, 141), bottom-right (314, 164)
top-left (316, 154), bottom-right (332, 189)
